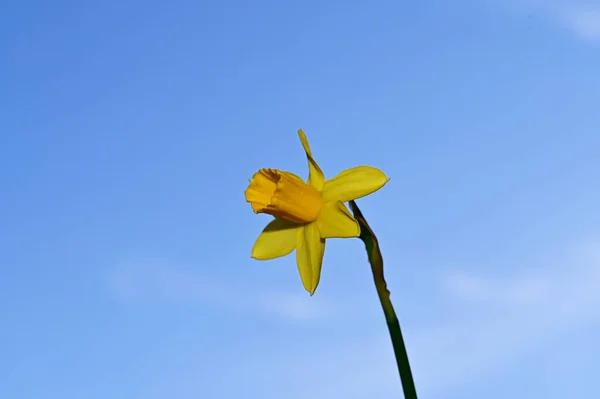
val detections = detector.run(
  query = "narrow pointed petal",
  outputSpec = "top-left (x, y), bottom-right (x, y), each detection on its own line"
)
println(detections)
top-left (252, 218), bottom-right (299, 260)
top-left (316, 201), bottom-right (360, 238)
top-left (321, 166), bottom-right (390, 203)
top-left (297, 129), bottom-right (325, 190)
top-left (295, 222), bottom-right (326, 295)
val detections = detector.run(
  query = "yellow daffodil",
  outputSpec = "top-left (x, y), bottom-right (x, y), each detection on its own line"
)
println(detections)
top-left (245, 129), bottom-right (389, 295)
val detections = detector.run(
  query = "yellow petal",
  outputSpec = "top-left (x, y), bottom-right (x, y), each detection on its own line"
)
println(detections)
top-left (297, 129), bottom-right (325, 190)
top-left (295, 222), bottom-right (326, 295)
top-left (282, 171), bottom-right (305, 182)
top-left (321, 166), bottom-right (390, 203)
top-left (316, 201), bottom-right (360, 238)
top-left (252, 218), bottom-right (299, 260)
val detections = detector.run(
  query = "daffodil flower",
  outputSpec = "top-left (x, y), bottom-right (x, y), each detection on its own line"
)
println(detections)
top-left (245, 129), bottom-right (389, 295)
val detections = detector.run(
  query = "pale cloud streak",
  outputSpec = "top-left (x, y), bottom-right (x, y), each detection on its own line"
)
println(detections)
top-left (239, 240), bottom-right (600, 397)
top-left (109, 257), bottom-right (336, 322)
top-left (408, 240), bottom-right (600, 394)
top-left (562, 8), bottom-right (600, 41)
top-left (109, 240), bottom-right (600, 398)
top-left (487, 0), bottom-right (600, 43)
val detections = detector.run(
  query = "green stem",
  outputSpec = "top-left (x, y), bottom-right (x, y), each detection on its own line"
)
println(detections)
top-left (349, 201), bottom-right (418, 399)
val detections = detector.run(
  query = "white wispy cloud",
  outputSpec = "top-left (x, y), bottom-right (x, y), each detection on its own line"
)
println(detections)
top-left (108, 257), bottom-right (336, 322)
top-left (488, 0), bottom-right (600, 43)
top-left (562, 8), bottom-right (600, 41)
top-left (231, 239), bottom-right (600, 398)
top-left (401, 240), bottom-right (600, 395)
top-left (110, 240), bottom-right (600, 398)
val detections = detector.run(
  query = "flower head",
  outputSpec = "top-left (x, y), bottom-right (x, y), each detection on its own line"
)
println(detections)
top-left (245, 129), bottom-right (389, 295)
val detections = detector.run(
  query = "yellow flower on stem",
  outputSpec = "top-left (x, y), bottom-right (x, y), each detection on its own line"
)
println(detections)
top-left (244, 129), bottom-right (389, 295)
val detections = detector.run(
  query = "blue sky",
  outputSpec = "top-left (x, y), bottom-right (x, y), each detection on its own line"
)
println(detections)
top-left (1, 0), bottom-right (600, 398)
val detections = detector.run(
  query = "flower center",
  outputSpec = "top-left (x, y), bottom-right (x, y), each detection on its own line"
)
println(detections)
top-left (245, 168), bottom-right (323, 224)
